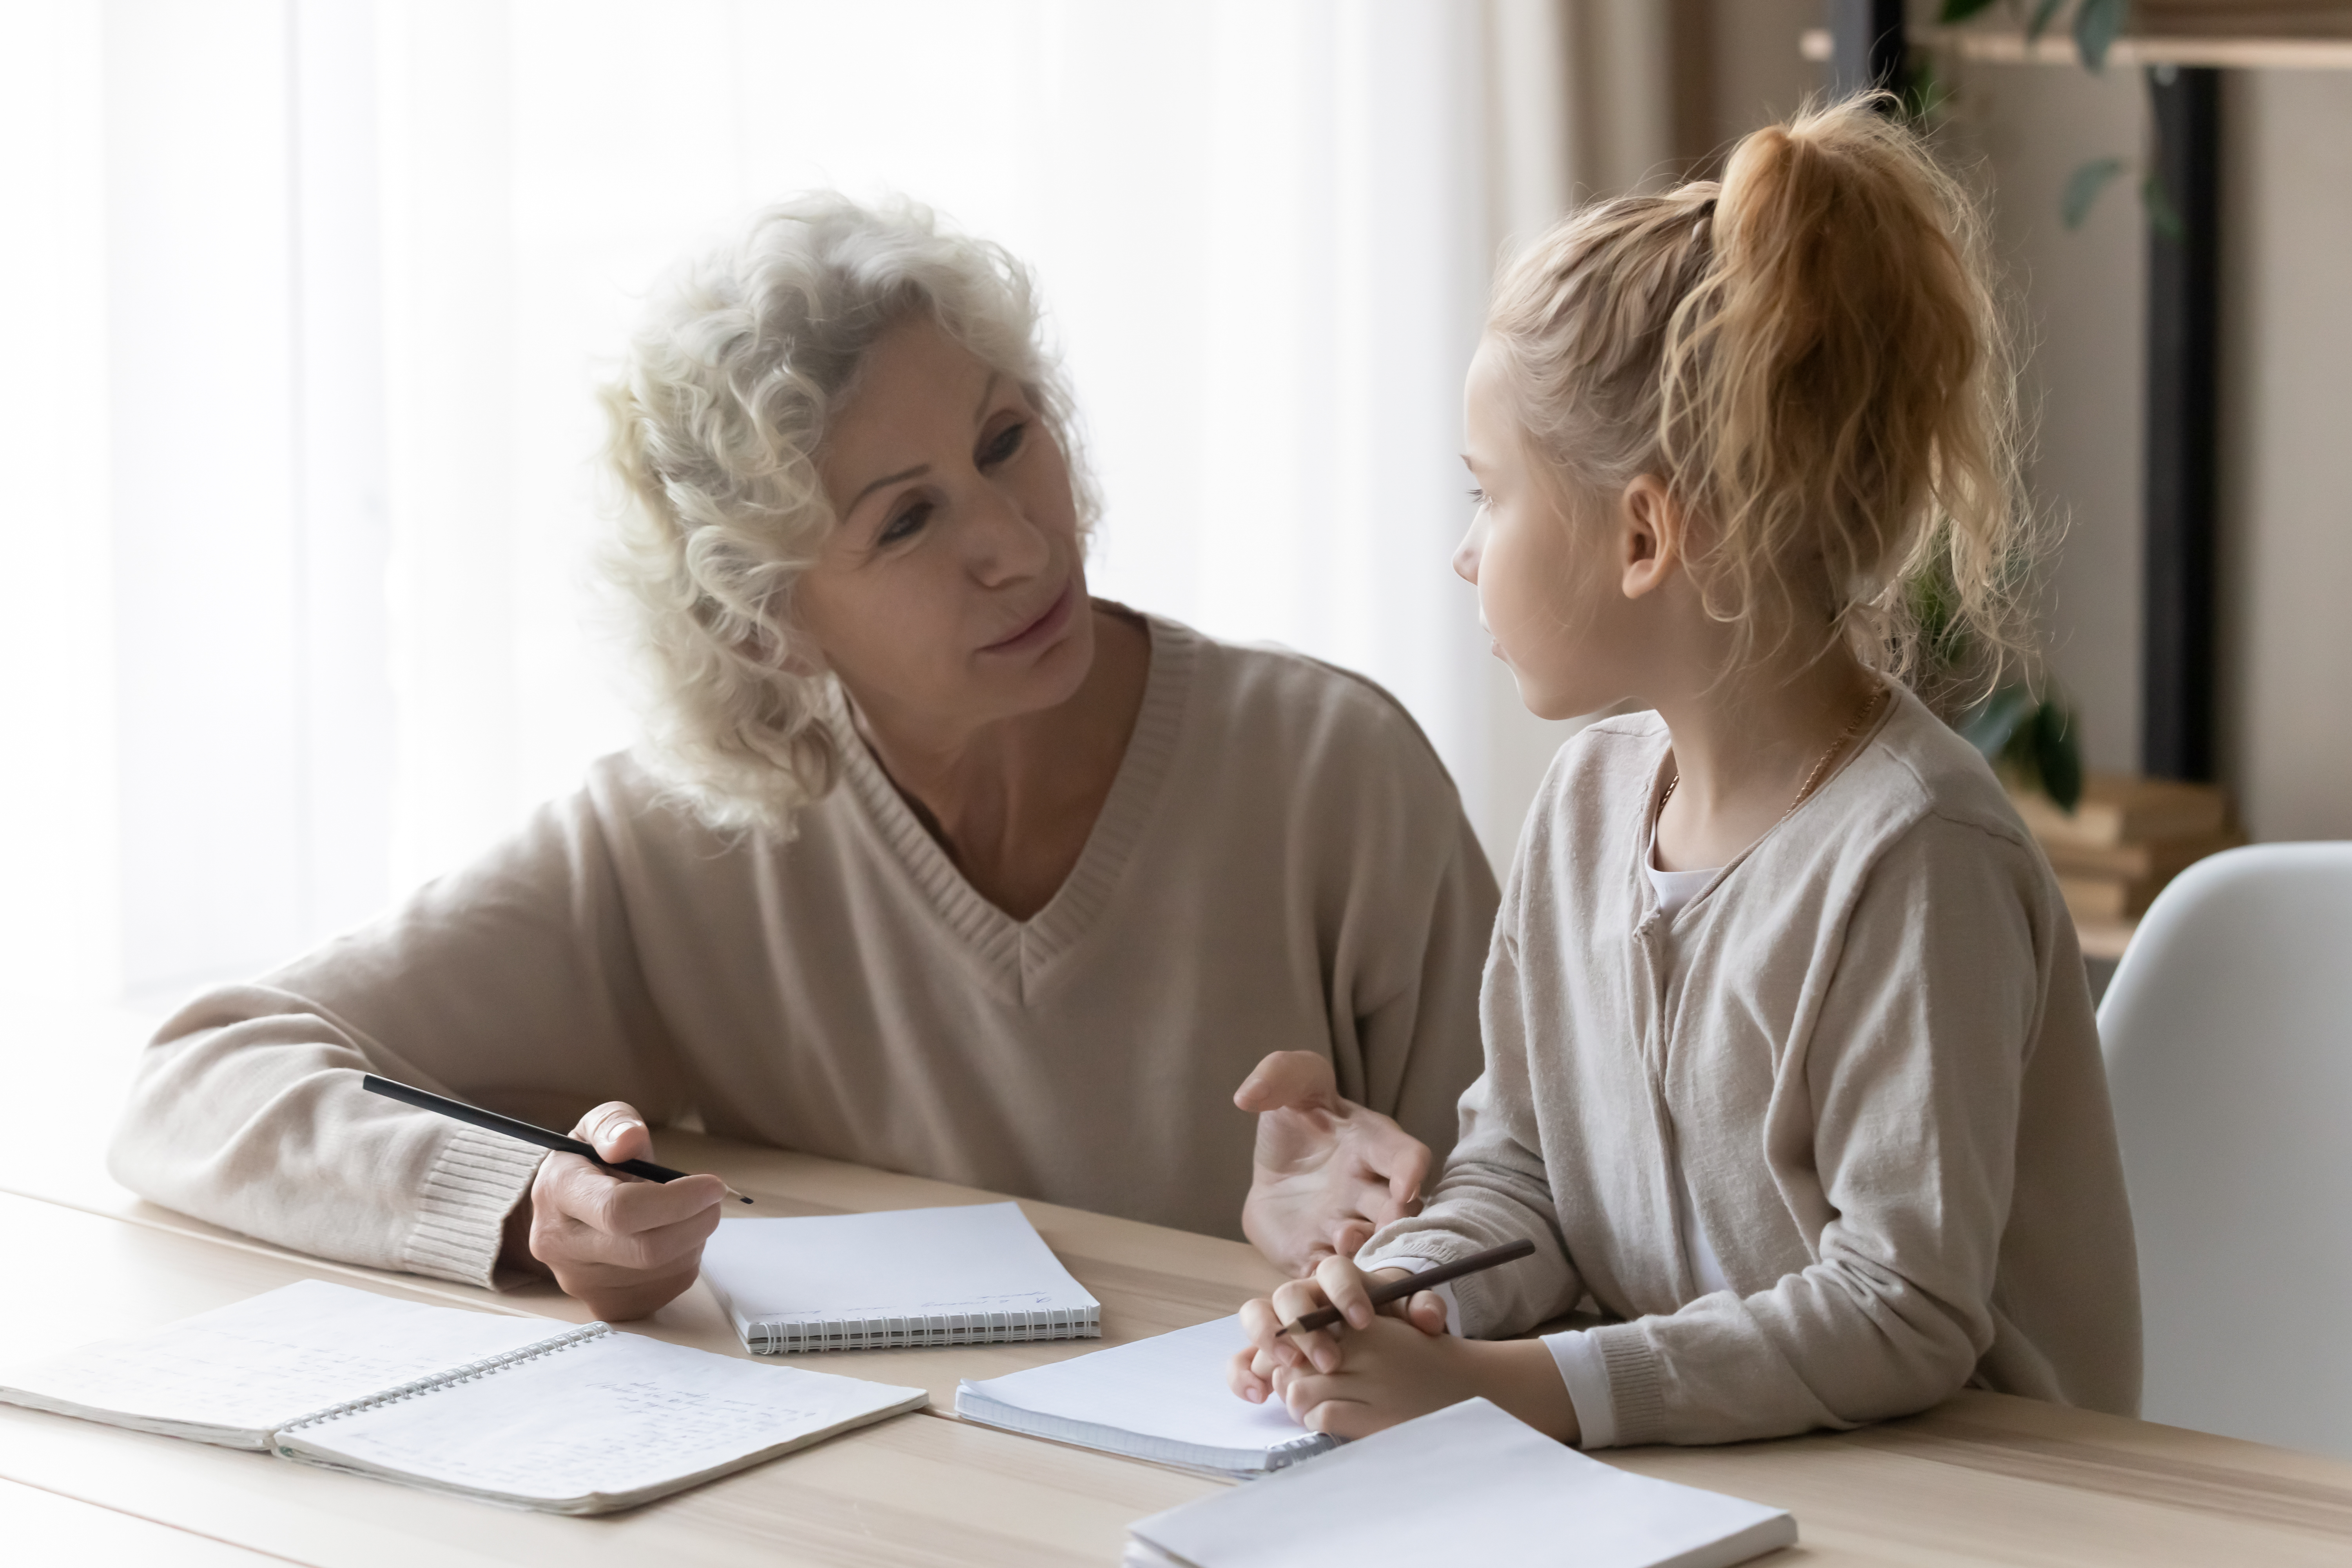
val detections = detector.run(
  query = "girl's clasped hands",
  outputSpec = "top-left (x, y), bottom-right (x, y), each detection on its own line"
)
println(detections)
top-left (1228, 1258), bottom-right (1581, 1443)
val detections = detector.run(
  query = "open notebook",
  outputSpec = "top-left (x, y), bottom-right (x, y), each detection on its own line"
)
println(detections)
top-left (955, 1315), bottom-right (1333, 1477)
top-left (1124, 1397), bottom-right (1797, 1568)
top-left (0, 1280), bottom-right (925, 1515)
top-left (700, 1202), bottom-right (1101, 1355)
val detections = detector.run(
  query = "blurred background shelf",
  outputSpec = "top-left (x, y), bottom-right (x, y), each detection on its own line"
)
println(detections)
top-left (2013, 773), bottom-right (2242, 973)
top-left (2074, 917), bottom-right (2138, 966)
top-left (1801, 26), bottom-right (2352, 72)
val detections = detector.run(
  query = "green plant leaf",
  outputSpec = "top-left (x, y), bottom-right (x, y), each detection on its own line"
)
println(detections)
top-left (2030, 701), bottom-right (2084, 811)
top-left (1960, 685), bottom-right (2037, 759)
top-left (2141, 170), bottom-right (2185, 240)
top-left (2062, 157), bottom-right (2126, 228)
top-left (1939, 0), bottom-right (2003, 21)
top-left (1969, 687), bottom-right (2085, 810)
top-left (2027, 0), bottom-right (2068, 44)
top-left (2074, 0), bottom-right (2125, 72)
top-left (1904, 546), bottom-right (1971, 675)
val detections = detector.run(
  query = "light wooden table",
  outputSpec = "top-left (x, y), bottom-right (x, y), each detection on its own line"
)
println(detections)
top-left (7, 1028), bottom-right (2352, 1564)
top-left (0, 1473), bottom-right (285, 1566)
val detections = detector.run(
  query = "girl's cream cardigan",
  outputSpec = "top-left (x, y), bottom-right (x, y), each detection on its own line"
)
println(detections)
top-left (1363, 687), bottom-right (2140, 1447)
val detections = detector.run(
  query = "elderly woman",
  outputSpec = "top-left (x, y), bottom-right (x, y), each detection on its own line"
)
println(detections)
top-left (109, 197), bottom-right (1496, 1320)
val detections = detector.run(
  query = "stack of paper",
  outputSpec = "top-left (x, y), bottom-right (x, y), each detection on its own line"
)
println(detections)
top-left (1123, 1398), bottom-right (1797, 1568)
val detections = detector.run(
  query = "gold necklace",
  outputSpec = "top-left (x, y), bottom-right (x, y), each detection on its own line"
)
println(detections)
top-left (1658, 681), bottom-right (1888, 821)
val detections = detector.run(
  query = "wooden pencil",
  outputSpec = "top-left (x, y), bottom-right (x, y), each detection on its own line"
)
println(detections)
top-left (1282, 1237), bottom-right (1537, 1335)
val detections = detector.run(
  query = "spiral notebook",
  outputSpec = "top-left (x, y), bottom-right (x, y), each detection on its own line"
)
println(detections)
top-left (955, 1315), bottom-right (1334, 1477)
top-left (0, 1279), bottom-right (926, 1514)
top-left (699, 1202), bottom-right (1101, 1355)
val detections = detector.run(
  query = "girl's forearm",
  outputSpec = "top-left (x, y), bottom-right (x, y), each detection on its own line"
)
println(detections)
top-left (1463, 1336), bottom-right (1582, 1445)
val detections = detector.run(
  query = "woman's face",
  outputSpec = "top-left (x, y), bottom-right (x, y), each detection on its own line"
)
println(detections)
top-left (1454, 336), bottom-right (1630, 721)
top-left (799, 316), bottom-right (1092, 739)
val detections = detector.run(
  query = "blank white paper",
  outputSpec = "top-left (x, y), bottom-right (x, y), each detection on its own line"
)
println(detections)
top-left (959, 1315), bottom-right (1315, 1458)
top-left (1130, 1398), bottom-right (1796, 1568)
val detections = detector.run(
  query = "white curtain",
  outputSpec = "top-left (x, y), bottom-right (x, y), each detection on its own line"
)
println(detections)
top-left (0, 0), bottom-right (1596, 1006)
top-left (0, 1), bottom-right (115, 1005)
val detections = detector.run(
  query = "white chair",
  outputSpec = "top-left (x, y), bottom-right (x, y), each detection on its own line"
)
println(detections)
top-left (2096, 842), bottom-right (2352, 1459)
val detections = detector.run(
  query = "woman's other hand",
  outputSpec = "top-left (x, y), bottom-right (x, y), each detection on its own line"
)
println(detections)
top-left (499, 1101), bottom-right (725, 1320)
top-left (1228, 1257), bottom-right (1445, 1404)
top-left (1236, 1050), bottom-right (1433, 1277)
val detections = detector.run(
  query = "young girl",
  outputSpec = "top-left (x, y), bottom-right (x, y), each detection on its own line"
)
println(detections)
top-left (1229, 96), bottom-right (2140, 1449)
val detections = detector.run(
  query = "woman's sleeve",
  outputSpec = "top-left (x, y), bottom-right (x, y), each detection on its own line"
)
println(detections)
top-left (1582, 818), bottom-right (2046, 1447)
top-left (106, 781), bottom-right (693, 1288)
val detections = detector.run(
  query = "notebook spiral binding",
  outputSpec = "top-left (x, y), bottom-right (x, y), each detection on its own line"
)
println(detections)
top-left (747, 1304), bottom-right (1101, 1356)
top-left (275, 1322), bottom-right (612, 1438)
top-left (1263, 1432), bottom-right (1337, 1472)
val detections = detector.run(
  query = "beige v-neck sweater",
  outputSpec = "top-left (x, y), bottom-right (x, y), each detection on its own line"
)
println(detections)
top-left (1361, 688), bottom-right (2141, 1445)
top-left (108, 613), bottom-right (1498, 1287)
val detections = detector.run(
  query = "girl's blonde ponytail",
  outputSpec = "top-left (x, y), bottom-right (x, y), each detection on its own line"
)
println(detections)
top-left (1491, 94), bottom-right (2029, 685)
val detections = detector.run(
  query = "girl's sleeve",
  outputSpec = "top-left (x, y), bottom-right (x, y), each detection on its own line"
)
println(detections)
top-left (1357, 864), bottom-right (1588, 1335)
top-left (1580, 817), bottom-right (2045, 1446)
top-left (105, 776), bottom-right (693, 1289)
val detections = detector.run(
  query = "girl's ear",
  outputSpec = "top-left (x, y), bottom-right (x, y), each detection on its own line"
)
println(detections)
top-left (1617, 474), bottom-right (1683, 600)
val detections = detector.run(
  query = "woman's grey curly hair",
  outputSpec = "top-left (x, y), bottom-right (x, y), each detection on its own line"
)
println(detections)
top-left (600, 194), bottom-right (1098, 836)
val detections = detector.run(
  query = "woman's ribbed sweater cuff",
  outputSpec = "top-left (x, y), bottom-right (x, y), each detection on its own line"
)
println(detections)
top-left (1590, 1323), bottom-right (1668, 1447)
top-left (402, 1126), bottom-right (543, 1287)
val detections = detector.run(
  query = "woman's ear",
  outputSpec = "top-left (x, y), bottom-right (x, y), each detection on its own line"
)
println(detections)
top-left (1616, 474), bottom-right (1683, 601)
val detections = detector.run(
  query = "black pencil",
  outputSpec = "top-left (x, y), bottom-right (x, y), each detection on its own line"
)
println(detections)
top-left (361, 1074), bottom-right (753, 1204)
top-left (1282, 1237), bottom-right (1536, 1335)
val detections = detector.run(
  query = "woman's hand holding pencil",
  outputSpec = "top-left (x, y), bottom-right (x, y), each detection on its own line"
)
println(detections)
top-left (501, 1100), bottom-right (731, 1321)
top-left (360, 1075), bottom-right (747, 1323)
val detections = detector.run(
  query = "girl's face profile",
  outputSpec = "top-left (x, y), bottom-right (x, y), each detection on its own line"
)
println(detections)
top-left (1455, 337), bottom-right (1627, 721)
top-left (799, 316), bottom-right (1092, 736)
